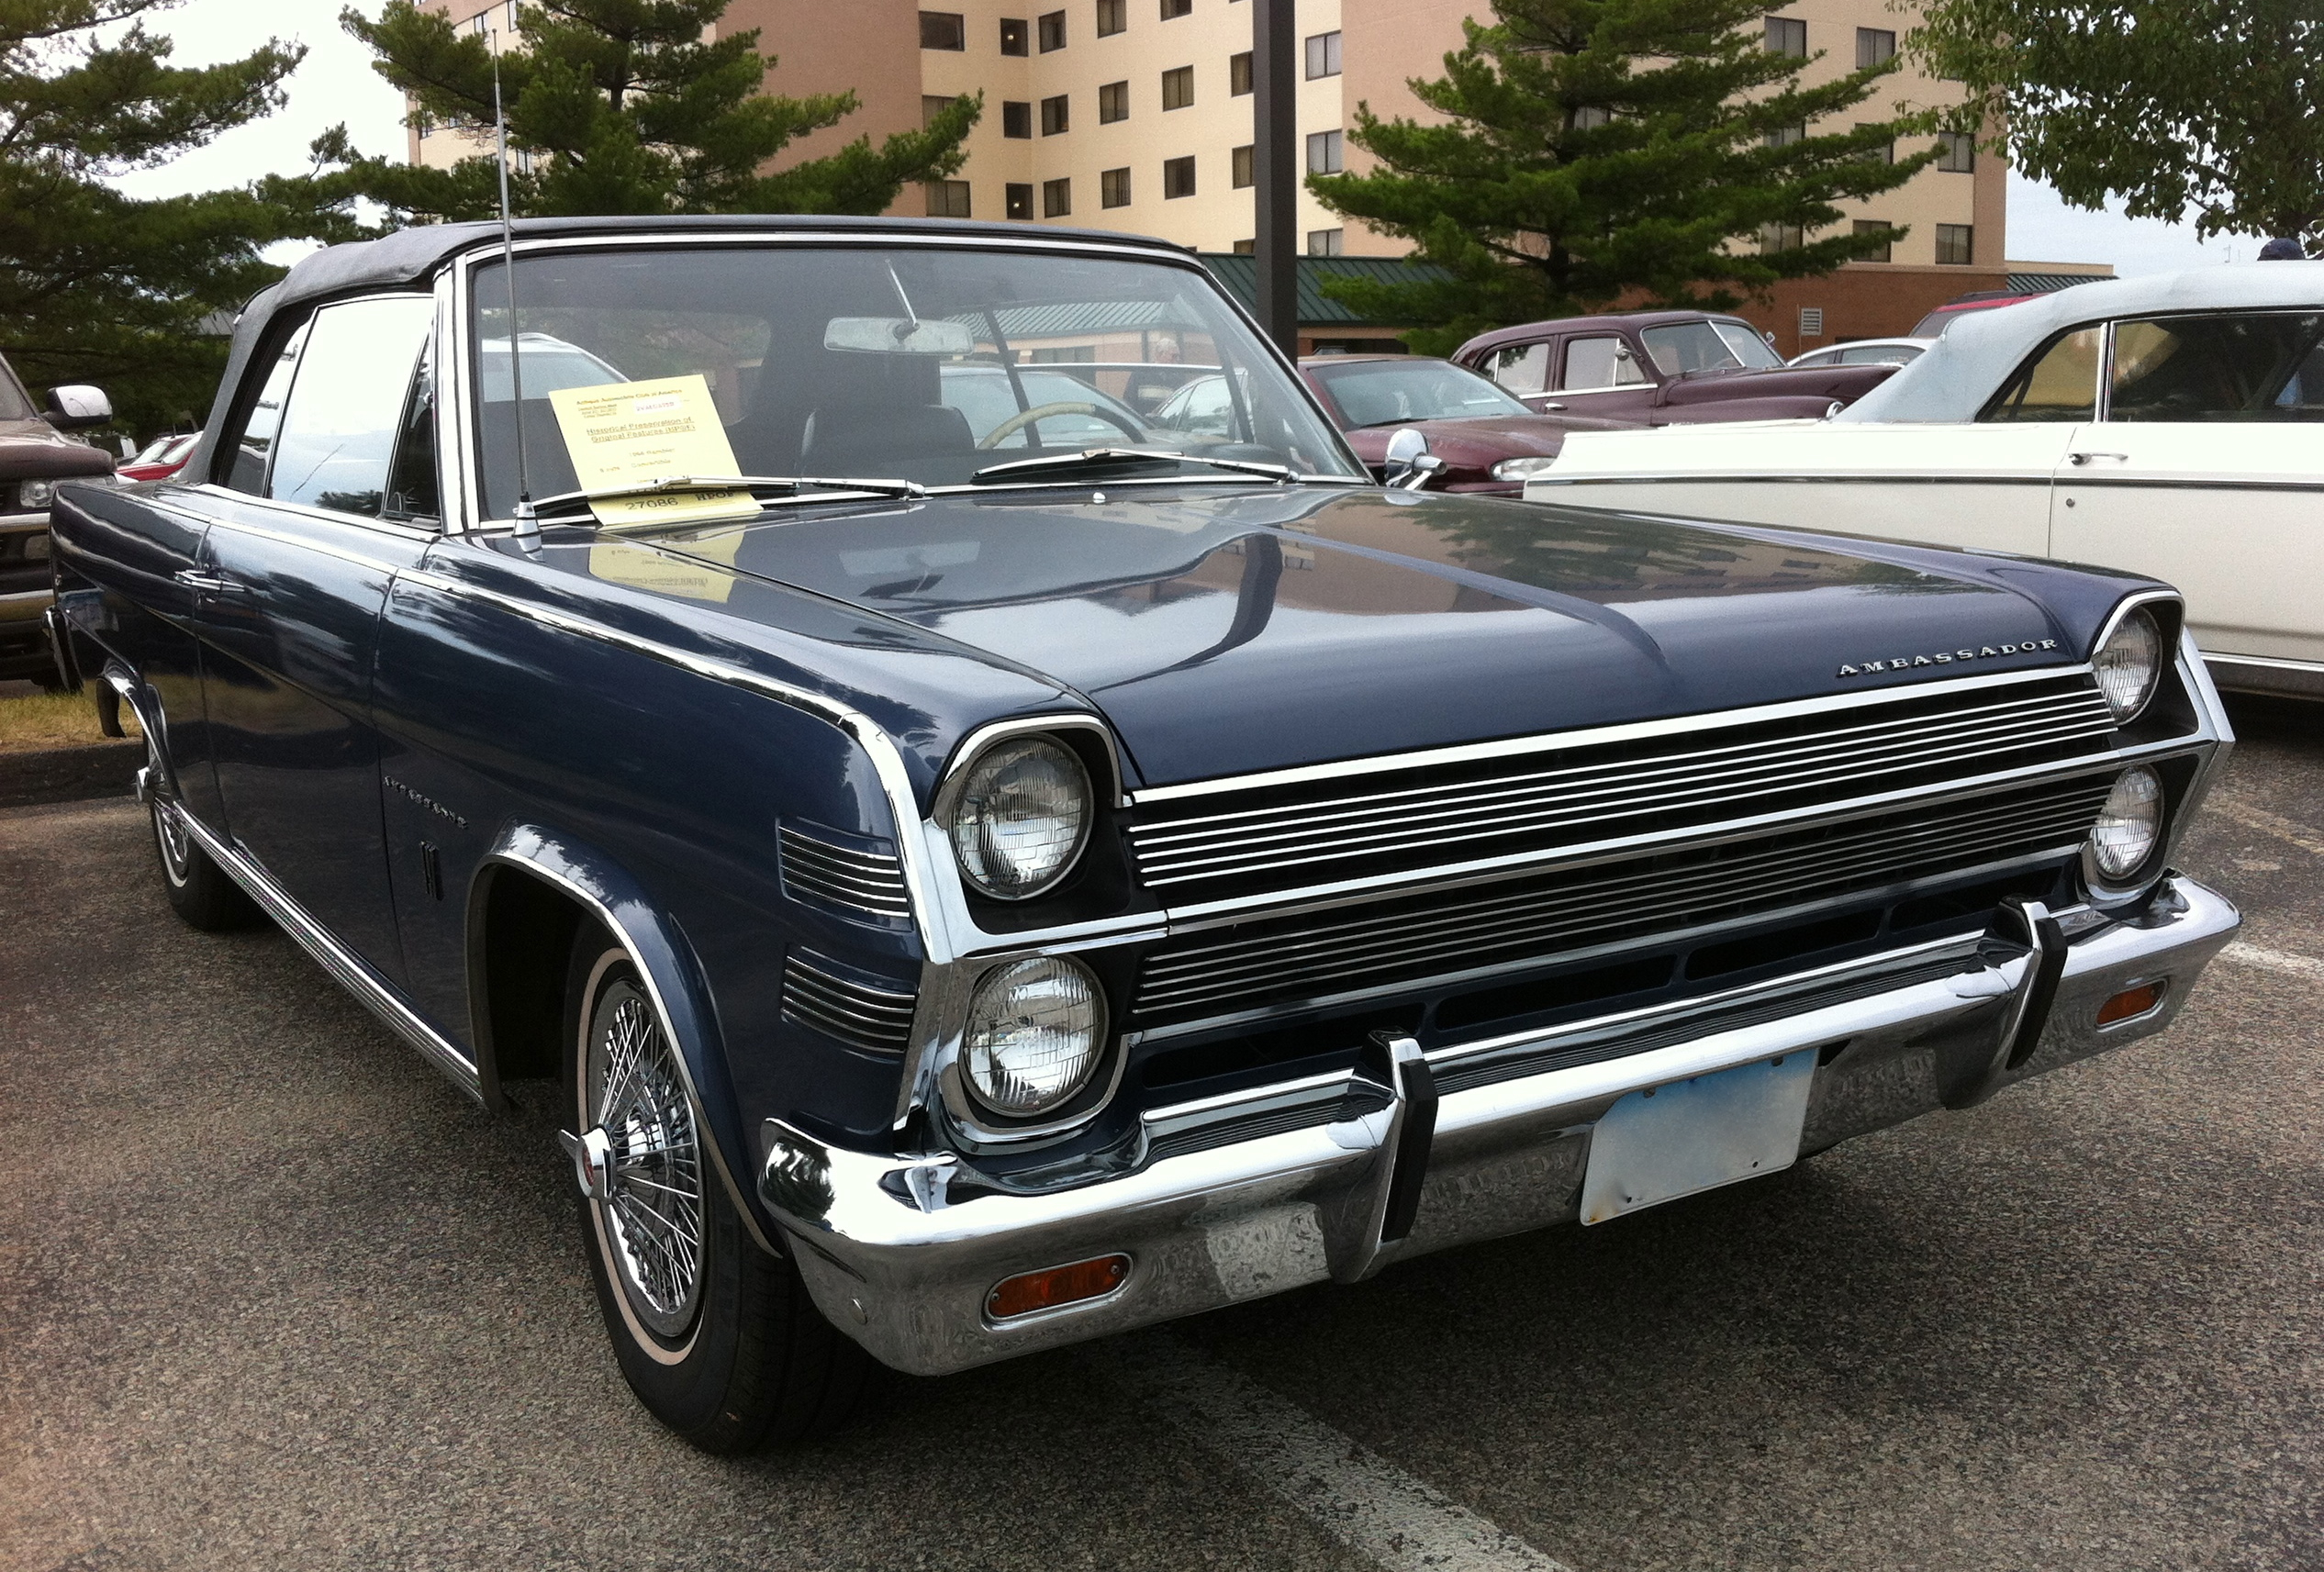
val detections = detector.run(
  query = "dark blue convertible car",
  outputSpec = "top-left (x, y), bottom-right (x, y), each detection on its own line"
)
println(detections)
top-left (48, 217), bottom-right (2240, 1451)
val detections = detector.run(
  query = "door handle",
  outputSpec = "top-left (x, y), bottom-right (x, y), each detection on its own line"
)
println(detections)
top-left (2067, 451), bottom-right (2129, 465)
top-left (1540, 402), bottom-right (1568, 411)
top-left (173, 568), bottom-right (248, 594)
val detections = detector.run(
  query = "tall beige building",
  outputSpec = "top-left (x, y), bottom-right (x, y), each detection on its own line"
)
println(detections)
top-left (411, 0), bottom-right (2084, 349)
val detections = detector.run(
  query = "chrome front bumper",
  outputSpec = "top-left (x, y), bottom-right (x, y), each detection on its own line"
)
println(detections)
top-left (761, 875), bottom-right (2239, 1377)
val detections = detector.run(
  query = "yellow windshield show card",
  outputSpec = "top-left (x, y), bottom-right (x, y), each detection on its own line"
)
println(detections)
top-left (546, 373), bottom-right (759, 526)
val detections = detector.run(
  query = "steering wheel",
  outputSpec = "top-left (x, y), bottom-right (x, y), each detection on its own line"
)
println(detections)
top-left (977, 399), bottom-right (1146, 450)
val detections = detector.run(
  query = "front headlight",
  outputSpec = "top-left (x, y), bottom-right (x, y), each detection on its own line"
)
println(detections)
top-left (944, 735), bottom-right (1092, 900)
top-left (18, 480), bottom-right (53, 509)
top-left (2087, 765), bottom-right (2164, 882)
top-left (2092, 606), bottom-right (2163, 722)
top-left (1490, 456), bottom-right (1561, 483)
top-left (963, 956), bottom-right (1106, 1118)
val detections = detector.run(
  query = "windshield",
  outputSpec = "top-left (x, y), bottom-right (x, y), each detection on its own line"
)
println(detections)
top-left (0, 357), bottom-right (35, 422)
top-left (1639, 319), bottom-right (1785, 375)
top-left (1306, 359), bottom-right (1530, 426)
top-left (469, 245), bottom-right (1360, 517)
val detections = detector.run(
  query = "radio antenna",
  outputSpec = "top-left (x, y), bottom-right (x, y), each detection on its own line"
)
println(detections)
top-left (493, 50), bottom-right (538, 546)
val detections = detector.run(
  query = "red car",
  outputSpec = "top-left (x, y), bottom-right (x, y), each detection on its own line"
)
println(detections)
top-left (1295, 355), bottom-right (1642, 494)
top-left (1453, 309), bottom-right (1901, 424)
top-left (116, 431), bottom-right (198, 483)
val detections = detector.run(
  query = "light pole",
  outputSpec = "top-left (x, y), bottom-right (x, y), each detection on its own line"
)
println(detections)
top-left (1251, 0), bottom-right (1298, 360)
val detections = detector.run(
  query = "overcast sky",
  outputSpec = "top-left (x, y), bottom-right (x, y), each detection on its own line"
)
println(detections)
top-left (109, 0), bottom-right (2256, 276)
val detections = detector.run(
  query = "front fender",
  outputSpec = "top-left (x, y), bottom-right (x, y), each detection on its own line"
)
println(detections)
top-left (474, 820), bottom-right (781, 1254)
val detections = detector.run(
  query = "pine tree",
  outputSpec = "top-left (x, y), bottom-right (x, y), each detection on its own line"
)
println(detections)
top-left (0, 1), bottom-right (362, 435)
top-left (336, 0), bottom-right (979, 221)
top-left (1310, 0), bottom-right (1945, 354)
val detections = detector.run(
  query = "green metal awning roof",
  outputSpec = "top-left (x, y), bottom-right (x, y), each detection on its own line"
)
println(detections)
top-left (1197, 252), bottom-right (1449, 327)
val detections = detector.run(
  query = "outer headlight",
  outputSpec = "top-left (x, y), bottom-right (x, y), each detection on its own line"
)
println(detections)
top-left (963, 956), bottom-right (1106, 1119)
top-left (1490, 456), bottom-right (1561, 483)
top-left (944, 735), bottom-right (1092, 900)
top-left (2087, 765), bottom-right (2164, 882)
top-left (2092, 606), bottom-right (2163, 722)
top-left (18, 480), bottom-right (53, 509)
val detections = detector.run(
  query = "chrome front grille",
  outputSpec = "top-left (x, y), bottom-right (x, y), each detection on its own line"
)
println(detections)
top-left (781, 953), bottom-right (918, 1054)
top-left (1130, 774), bottom-right (2114, 1026)
top-left (1128, 673), bottom-right (2116, 905)
top-left (779, 824), bottom-right (910, 919)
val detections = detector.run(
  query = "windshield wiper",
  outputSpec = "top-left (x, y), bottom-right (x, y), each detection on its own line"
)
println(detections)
top-left (527, 473), bottom-right (926, 519)
top-left (969, 447), bottom-right (1295, 485)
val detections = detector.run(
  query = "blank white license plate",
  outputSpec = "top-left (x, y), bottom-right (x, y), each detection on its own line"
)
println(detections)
top-left (1580, 1053), bottom-right (1817, 1225)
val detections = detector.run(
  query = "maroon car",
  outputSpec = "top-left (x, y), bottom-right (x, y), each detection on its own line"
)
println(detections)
top-left (1453, 309), bottom-right (1900, 425)
top-left (1293, 355), bottom-right (1642, 495)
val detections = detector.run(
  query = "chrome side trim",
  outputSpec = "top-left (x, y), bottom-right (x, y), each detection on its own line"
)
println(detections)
top-left (166, 799), bottom-right (483, 1100)
top-left (1125, 663), bottom-right (2098, 806)
top-left (2206, 651), bottom-right (2324, 698)
top-left (782, 953), bottom-right (918, 1054)
top-left (777, 825), bottom-right (911, 919)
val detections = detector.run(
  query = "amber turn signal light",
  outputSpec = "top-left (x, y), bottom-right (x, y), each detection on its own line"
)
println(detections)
top-left (2096, 980), bottom-right (2165, 1027)
top-left (986, 1254), bottom-right (1130, 1321)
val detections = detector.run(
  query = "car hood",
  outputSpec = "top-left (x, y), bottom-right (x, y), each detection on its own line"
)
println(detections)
top-left (0, 418), bottom-right (112, 479)
top-left (600, 485), bottom-right (2114, 787)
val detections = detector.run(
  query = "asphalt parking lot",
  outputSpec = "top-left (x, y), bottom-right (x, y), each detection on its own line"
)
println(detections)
top-left (3, 696), bottom-right (2319, 1572)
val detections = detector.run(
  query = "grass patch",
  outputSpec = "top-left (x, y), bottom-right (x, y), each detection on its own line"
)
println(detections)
top-left (0, 687), bottom-right (140, 753)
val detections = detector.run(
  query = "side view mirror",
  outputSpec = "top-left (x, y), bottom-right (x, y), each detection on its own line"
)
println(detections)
top-left (45, 385), bottom-right (112, 431)
top-left (1382, 427), bottom-right (1447, 491)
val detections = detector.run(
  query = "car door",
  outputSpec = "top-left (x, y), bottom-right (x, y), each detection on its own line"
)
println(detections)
top-left (2050, 310), bottom-right (2324, 665)
top-left (1554, 333), bottom-right (1659, 419)
top-left (190, 293), bottom-right (440, 984)
top-left (1479, 338), bottom-right (1555, 411)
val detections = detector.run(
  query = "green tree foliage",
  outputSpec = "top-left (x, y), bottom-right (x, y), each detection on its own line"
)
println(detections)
top-left (1310, 0), bottom-right (1944, 353)
top-left (1914, 0), bottom-right (2324, 251)
top-left (337, 0), bottom-right (978, 221)
top-left (0, 0), bottom-right (360, 435)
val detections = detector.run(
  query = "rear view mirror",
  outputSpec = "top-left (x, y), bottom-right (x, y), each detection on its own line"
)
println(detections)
top-left (824, 317), bottom-right (975, 355)
top-left (45, 385), bottom-right (112, 430)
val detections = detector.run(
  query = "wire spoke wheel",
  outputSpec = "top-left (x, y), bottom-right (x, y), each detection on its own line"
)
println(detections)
top-left (586, 982), bottom-right (706, 1342)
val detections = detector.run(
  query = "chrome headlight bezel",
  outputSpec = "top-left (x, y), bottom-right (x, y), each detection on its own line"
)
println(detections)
top-left (2090, 600), bottom-right (2168, 724)
top-left (939, 731), bottom-right (1096, 902)
top-left (959, 953), bottom-right (1111, 1122)
top-left (1489, 455), bottom-right (1560, 483)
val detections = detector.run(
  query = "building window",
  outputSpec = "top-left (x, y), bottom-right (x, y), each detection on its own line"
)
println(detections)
top-left (1937, 129), bottom-right (1976, 173)
top-left (1163, 154), bottom-right (1196, 198)
top-left (1853, 219), bottom-right (1894, 262)
top-left (1102, 166), bottom-right (1132, 206)
top-left (1799, 307), bottom-right (1825, 336)
top-left (1760, 222), bottom-right (1804, 252)
top-left (1936, 223), bottom-right (1975, 264)
top-left (1006, 183), bottom-right (1034, 220)
top-left (1043, 176), bottom-right (1071, 217)
top-left (1041, 94), bottom-right (1069, 134)
top-left (1161, 0), bottom-right (1191, 16)
top-left (1002, 100), bottom-right (1033, 137)
top-left (1232, 239), bottom-right (1255, 254)
top-left (1306, 128), bottom-right (1343, 173)
top-left (924, 180), bottom-right (972, 217)
top-left (1308, 228), bottom-right (1343, 256)
top-left (1038, 9), bottom-right (1066, 50)
top-left (923, 94), bottom-right (964, 127)
top-left (1232, 143), bottom-right (1253, 187)
top-left (1305, 30), bottom-right (1341, 79)
top-left (1097, 0), bottom-right (1125, 34)
top-left (1000, 16), bottom-right (1028, 52)
top-left (1099, 81), bottom-right (1129, 121)
top-left (920, 10), bottom-right (966, 49)
top-left (1162, 65), bottom-right (1193, 109)
top-left (1856, 28), bottom-right (1895, 67)
top-left (1573, 106), bottom-right (1611, 129)
top-left (1854, 124), bottom-right (1894, 162)
top-left (1764, 123), bottom-right (1804, 149)
top-left (1765, 17), bottom-right (1805, 56)
top-left (471, 9), bottom-right (489, 31)
top-left (1229, 50), bottom-right (1253, 95)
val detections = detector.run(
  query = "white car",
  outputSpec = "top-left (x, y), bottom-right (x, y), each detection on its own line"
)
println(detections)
top-left (1533, 264), bottom-right (2324, 699)
top-left (1786, 337), bottom-right (1934, 369)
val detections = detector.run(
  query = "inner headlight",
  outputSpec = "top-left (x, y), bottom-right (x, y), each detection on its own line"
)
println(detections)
top-left (1490, 456), bottom-right (1561, 483)
top-left (2092, 606), bottom-right (2163, 722)
top-left (944, 735), bottom-right (1092, 900)
top-left (19, 480), bottom-right (53, 509)
top-left (2087, 765), bottom-right (2164, 883)
top-left (963, 956), bottom-right (1106, 1119)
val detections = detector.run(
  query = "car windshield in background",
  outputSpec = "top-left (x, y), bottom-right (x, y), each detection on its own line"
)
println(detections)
top-left (1640, 319), bottom-right (1785, 375)
top-left (1308, 359), bottom-right (1531, 426)
top-left (0, 361), bottom-right (37, 423)
top-left (470, 246), bottom-right (1362, 517)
